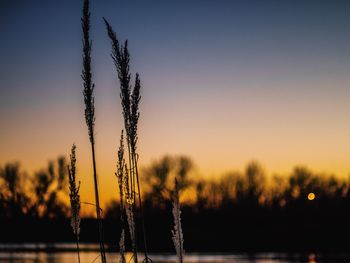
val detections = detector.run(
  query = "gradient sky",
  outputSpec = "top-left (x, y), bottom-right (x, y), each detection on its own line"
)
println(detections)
top-left (1, 0), bottom-right (350, 206)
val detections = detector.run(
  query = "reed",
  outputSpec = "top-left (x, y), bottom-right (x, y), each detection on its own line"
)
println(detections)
top-left (67, 144), bottom-right (81, 263)
top-left (172, 178), bottom-right (184, 263)
top-left (116, 131), bottom-right (126, 263)
top-left (124, 164), bottom-right (136, 261)
top-left (104, 18), bottom-right (151, 263)
top-left (81, 0), bottom-right (107, 262)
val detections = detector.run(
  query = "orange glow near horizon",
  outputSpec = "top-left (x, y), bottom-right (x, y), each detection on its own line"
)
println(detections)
top-left (1, 80), bottom-right (350, 207)
top-left (1, 1), bottom-right (350, 209)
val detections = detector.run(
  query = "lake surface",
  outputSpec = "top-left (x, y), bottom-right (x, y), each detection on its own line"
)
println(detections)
top-left (0, 244), bottom-right (348, 263)
top-left (0, 252), bottom-right (348, 263)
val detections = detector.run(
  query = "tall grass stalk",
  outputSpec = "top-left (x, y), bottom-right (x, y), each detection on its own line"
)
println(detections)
top-left (119, 229), bottom-right (126, 263)
top-left (116, 131), bottom-right (136, 262)
top-left (172, 178), bottom-right (184, 263)
top-left (68, 144), bottom-right (81, 263)
top-left (81, 0), bottom-right (107, 262)
top-left (104, 18), bottom-right (150, 263)
top-left (124, 162), bottom-right (137, 262)
top-left (116, 131), bottom-right (126, 263)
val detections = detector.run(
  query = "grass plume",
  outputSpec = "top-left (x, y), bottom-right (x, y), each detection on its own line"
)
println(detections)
top-left (119, 229), bottom-right (126, 263)
top-left (124, 161), bottom-right (137, 262)
top-left (104, 17), bottom-right (151, 263)
top-left (172, 178), bottom-right (184, 263)
top-left (116, 131), bottom-right (126, 263)
top-left (81, 0), bottom-right (107, 262)
top-left (67, 144), bottom-right (81, 263)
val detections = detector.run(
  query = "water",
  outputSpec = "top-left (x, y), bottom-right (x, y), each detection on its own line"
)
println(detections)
top-left (0, 252), bottom-right (345, 263)
top-left (0, 244), bottom-right (346, 263)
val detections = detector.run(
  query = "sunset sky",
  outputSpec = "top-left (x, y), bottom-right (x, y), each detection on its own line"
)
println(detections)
top-left (1, 0), bottom-right (350, 206)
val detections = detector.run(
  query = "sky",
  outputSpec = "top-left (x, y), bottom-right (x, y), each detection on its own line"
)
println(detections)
top-left (1, 0), bottom-right (350, 206)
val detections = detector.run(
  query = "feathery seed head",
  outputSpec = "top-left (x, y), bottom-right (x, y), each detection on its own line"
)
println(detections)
top-left (82, 0), bottom-right (95, 143)
top-left (68, 144), bottom-right (81, 238)
top-left (172, 177), bottom-right (184, 263)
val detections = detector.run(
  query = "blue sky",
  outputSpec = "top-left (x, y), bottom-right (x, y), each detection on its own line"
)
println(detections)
top-left (1, 0), bottom-right (350, 203)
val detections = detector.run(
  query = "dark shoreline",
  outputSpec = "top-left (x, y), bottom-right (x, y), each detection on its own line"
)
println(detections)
top-left (2, 209), bottom-right (350, 253)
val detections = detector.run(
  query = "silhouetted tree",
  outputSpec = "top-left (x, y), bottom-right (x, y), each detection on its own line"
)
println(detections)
top-left (143, 155), bottom-right (194, 209)
top-left (219, 172), bottom-right (242, 208)
top-left (0, 162), bottom-right (30, 217)
top-left (30, 157), bottom-right (68, 218)
top-left (195, 179), bottom-right (207, 210)
top-left (268, 175), bottom-right (288, 208)
top-left (245, 161), bottom-right (266, 205)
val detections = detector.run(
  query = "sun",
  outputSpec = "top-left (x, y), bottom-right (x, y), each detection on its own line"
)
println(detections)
top-left (308, 192), bottom-right (316, 201)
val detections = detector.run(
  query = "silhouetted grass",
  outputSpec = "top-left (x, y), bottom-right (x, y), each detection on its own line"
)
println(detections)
top-left (67, 144), bottom-right (81, 263)
top-left (116, 132), bottom-right (126, 263)
top-left (81, 0), bottom-right (107, 262)
top-left (104, 17), bottom-right (151, 263)
top-left (171, 178), bottom-right (184, 263)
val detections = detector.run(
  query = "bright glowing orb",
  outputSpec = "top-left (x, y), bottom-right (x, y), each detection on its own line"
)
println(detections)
top-left (308, 192), bottom-right (316, 201)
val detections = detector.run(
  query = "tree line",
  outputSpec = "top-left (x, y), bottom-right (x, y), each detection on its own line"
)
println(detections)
top-left (2, 155), bottom-right (350, 219)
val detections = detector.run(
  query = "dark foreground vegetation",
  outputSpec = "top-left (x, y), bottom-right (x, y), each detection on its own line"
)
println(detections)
top-left (1, 156), bottom-right (350, 252)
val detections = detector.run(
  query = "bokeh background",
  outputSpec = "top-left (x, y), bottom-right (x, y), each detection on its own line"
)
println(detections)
top-left (1, 0), bottom-right (350, 253)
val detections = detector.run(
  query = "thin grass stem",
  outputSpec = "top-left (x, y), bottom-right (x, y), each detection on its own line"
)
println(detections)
top-left (81, 1), bottom-right (107, 262)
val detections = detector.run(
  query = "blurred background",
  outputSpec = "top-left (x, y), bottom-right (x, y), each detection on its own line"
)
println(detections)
top-left (1, 0), bottom-right (350, 256)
